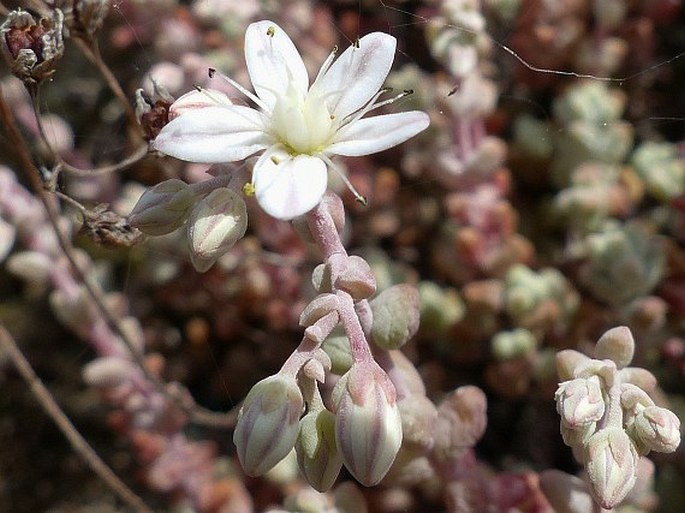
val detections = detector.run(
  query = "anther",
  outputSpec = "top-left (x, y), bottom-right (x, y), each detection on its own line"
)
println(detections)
top-left (208, 68), bottom-right (216, 78)
top-left (243, 183), bottom-right (256, 197)
top-left (267, 26), bottom-right (275, 37)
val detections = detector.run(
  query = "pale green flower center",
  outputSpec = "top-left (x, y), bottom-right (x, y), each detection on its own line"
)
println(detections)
top-left (271, 82), bottom-right (336, 155)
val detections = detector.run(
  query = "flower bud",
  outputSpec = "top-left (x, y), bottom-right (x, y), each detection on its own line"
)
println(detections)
top-left (0, 9), bottom-right (65, 85)
top-left (333, 361), bottom-right (402, 486)
top-left (632, 406), bottom-right (681, 453)
top-left (584, 427), bottom-right (638, 509)
top-left (296, 406), bottom-right (343, 492)
top-left (128, 179), bottom-right (194, 236)
top-left (555, 376), bottom-right (605, 428)
top-left (187, 188), bottom-right (247, 272)
top-left (233, 373), bottom-right (303, 476)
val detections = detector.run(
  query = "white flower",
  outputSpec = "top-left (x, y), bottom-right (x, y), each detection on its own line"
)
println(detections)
top-left (152, 20), bottom-right (430, 220)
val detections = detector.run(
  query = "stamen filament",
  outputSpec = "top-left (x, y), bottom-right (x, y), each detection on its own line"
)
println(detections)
top-left (208, 67), bottom-right (269, 112)
top-left (320, 154), bottom-right (367, 205)
top-left (312, 46), bottom-right (339, 87)
top-left (340, 87), bottom-right (393, 127)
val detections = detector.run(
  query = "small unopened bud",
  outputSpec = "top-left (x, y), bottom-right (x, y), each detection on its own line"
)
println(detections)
top-left (585, 427), bottom-right (638, 509)
top-left (233, 373), bottom-right (303, 477)
top-left (555, 376), bottom-right (605, 428)
top-left (187, 188), bottom-right (247, 272)
top-left (128, 179), bottom-right (194, 236)
top-left (0, 9), bottom-right (65, 85)
top-left (333, 361), bottom-right (402, 486)
top-left (296, 406), bottom-right (343, 492)
top-left (632, 406), bottom-right (681, 453)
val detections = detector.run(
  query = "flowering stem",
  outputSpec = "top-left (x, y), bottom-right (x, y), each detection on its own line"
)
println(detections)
top-left (0, 323), bottom-right (152, 513)
top-left (305, 199), bottom-right (346, 259)
top-left (337, 291), bottom-right (373, 363)
top-left (305, 198), bottom-right (373, 364)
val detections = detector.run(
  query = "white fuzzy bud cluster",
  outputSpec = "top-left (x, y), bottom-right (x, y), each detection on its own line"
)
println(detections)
top-left (554, 326), bottom-right (681, 509)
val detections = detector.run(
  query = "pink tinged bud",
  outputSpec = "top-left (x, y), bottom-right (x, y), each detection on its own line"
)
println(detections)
top-left (233, 374), bottom-right (303, 476)
top-left (187, 188), bottom-right (247, 272)
top-left (333, 362), bottom-right (403, 486)
top-left (296, 407), bottom-right (343, 492)
top-left (595, 326), bottom-right (635, 369)
top-left (555, 376), bottom-right (606, 428)
top-left (585, 427), bottom-right (639, 509)
top-left (128, 179), bottom-right (194, 236)
top-left (633, 406), bottom-right (681, 453)
top-left (370, 284), bottom-right (420, 351)
top-left (169, 88), bottom-right (233, 120)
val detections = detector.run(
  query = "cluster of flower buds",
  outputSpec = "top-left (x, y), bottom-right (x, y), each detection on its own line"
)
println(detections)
top-left (128, 166), bottom-right (248, 272)
top-left (0, 9), bottom-right (65, 86)
top-left (555, 326), bottom-right (681, 509)
top-left (231, 196), bottom-right (424, 490)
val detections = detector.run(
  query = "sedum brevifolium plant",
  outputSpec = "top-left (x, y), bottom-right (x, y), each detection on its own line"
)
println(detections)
top-left (1, 3), bottom-right (682, 512)
top-left (554, 327), bottom-right (681, 509)
top-left (133, 20), bottom-right (431, 489)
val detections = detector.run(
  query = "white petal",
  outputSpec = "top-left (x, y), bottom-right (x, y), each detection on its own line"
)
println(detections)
top-left (327, 111), bottom-right (429, 157)
top-left (321, 33), bottom-right (396, 120)
top-left (245, 20), bottom-right (309, 111)
top-left (169, 88), bottom-right (233, 119)
top-left (253, 147), bottom-right (328, 220)
top-left (152, 106), bottom-right (270, 163)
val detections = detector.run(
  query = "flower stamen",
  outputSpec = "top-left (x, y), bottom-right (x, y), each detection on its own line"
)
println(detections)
top-left (320, 154), bottom-right (367, 206)
top-left (208, 67), bottom-right (269, 112)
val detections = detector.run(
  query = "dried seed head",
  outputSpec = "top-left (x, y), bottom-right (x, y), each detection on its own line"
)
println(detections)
top-left (0, 9), bottom-right (65, 86)
top-left (63, 0), bottom-right (111, 39)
